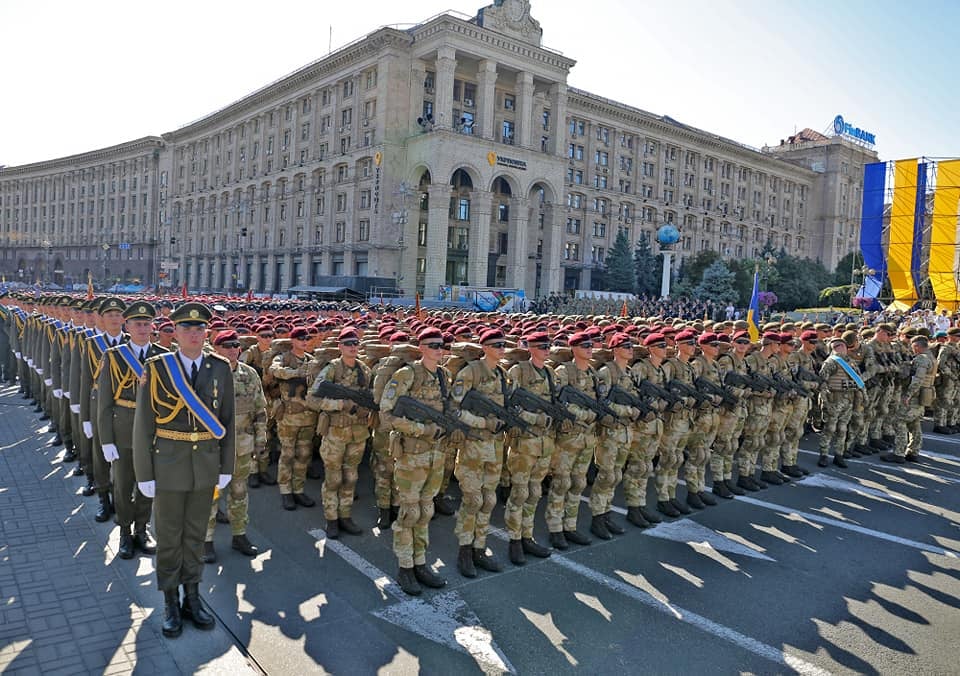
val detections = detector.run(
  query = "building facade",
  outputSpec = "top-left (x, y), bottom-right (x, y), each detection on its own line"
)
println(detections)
top-left (0, 0), bottom-right (877, 298)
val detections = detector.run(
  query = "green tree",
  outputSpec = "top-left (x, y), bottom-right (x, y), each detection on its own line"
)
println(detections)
top-left (603, 228), bottom-right (636, 293)
top-left (768, 254), bottom-right (832, 310)
top-left (832, 251), bottom-right (858, 286)
top-left (634, 232), bottom-right (661, 297)
top-left (679, 250), bottom-right (720, 288)
top-left (727, 259), bottom-right (756, 307)
top-left (693, 260), bottom-right (739, 305)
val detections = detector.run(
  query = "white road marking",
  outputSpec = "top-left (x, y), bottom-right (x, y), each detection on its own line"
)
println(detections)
top-left (643, 519), bottom-right (776, 561)
top-left (798, 472), bottom-right (895, 499)
top-left (308, 528), bottom-right (514, 675)
top-left (796, 448), bottom-right (960, 483)
top-left (733, 495), bottom-right (959, 558)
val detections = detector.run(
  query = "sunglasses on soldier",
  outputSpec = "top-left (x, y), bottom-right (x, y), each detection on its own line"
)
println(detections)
top-left (220, 341), bottom-right (241, 349)
top-left (341, 340), bottom-right (360, 347)
top-left (422, 342), bottom-right (444, 350)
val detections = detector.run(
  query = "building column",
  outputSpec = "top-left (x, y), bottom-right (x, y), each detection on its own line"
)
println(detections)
top-left (264, 254), bottom-right (276, 293)
top-left (300, 250), bottom-right (311, 287)
top-left (542, 203), bottom-right (563, 294)
top-left (477, 60), bottom-right (498, 141)
top-left (250, 255), bottom-right (261, 292)
top-left (281, 252), bottom-right (293, 292)
top-left (434, 46), bottom-right (457, 130)
top-left (399, 209), bottom-right (419, 297)
top-left (548, 82), bottom-right (567, 157)
top-left (507, 197), bottom-right (530, 290)
top-left (468, 190), bottom-right (493, 286)
top-left (517, 71), bottom-right (535, 149)
top-left (423, 183), bottom-right (450, 298)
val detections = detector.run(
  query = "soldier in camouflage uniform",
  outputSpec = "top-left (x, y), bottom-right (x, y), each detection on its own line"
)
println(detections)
top-left (685, 332), bottom-right (724, 507)
top-left (503, 331), bottom-right (556, 565)
top-left (932, 328), bottom-right (960, 434)
top-left (710, 332), bottom-right (749, 498)
top-left (450, 328), bottom-right (512, 577)
top-left (654, 329), bottom-right (699, 514)
top-left (202, 330), bottom-right (264, 562)
top-left (884, 335), bottom-right (935, 463)
top-left (842, 331), bottom-right (875, 457)
top-left (817, 337), bottom-right (863, 467)
top-left (737, 333), bottom-right (778, 491)
top-left (623, 335), bottom-right (667, 526)
top-left (241, 326), bottom-right (279, 485)
top-left (780, 331), bottom-right (819, 476)
top-left (305, 327), bottom-right (373, 539)
top-left (866, 325), bottom-right (896, 450)
top-left (378, 327), bottom-right (451, 596)
top-left (269, 326), bottom-right (321, 510)
top-left (759, 333), bottom-right (796, 485)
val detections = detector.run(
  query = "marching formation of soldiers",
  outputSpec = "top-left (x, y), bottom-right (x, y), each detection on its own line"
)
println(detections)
top-left (1, 291), bottom-right (956, 609)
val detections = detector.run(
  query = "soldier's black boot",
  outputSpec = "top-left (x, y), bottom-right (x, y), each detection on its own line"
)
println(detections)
top-left (817, 455), bottom-right (830, 467)
top-left (521, 537), bottom-right (551, 558)
top-left (201, 541), bottom-right (216, 564)
top-left (590, 515), bottom-right (612, 540)
top-left (881, 434), bottom-right (895, 448)
top-left (509, 539), bottom-right (526, 566)
top-left (882, 452), bottom-right (905, 464)
top-left (473, 547), bottom-right (503, 572)
top-left (563, 529), bottom-right (592, 546)
top-left (626, 507), bottom-right (651, 528)
top-left (390, 505), bottom-right (399, 525)
top-left (736, 476), bottom-right (759, 492)
top-left (247, 472), bottom-right (260, 488)
top-left (548, 531), bottom-right (569, 550)
top-left (712, 482), bottom-right (733, 499)
top-left (51, 434), bottom-right (63, 447)
top-left (724, 479), bottom-right (746, 496)
top-left (95, 493), bottom-right (111, 522)
top-left (232, 535), bottom-right (258, 557)
top-left (376, 507), bottom-right (392, 529)
top-left (457, 545), bottom-right (477, 578)
top-left (62, 447), bottom-right (77, 462)
top-left (338, 517), bottom-right (363, 535)
top-left (118, 530), bottom-right (135, 560)
top-left (869, 438), bottom-right (888, 451)
top-left (685, 492), bottom-right (705, 510)
top-left (133, 528), bottom-right (156, 555)
top-left (832, 455), bottom-right (849, 469)
top-left (325, 518), bottom-right (340, 539)
top-left (657, 500), bottom-right (681, 517)
top-left (181, 584), bottom-right (215, 630)
top-left (161, 589), bottom-right (182, 638)
top-left (760, 471), bottom-right (784, 486)
top-left (82, 478), bottom-right (96, 495)
top-left (397, 567), bottom-right (421, 596)
top-left (413, 564), bottom-right (446, 589)
top-left (639, 505), bottom-right (663, 523)
top-left (281, 494), bottom-right (296, 511)
top-left (604, 513), bottom-right (626, 534)
top-left (697, 491), bottom-right (718, 506)
top-left (259, 470), bottom-right (277, 486)
top-left (782, 465), bottom-right (804, 478)
top-left (670, 497), bottom-right (693, 515)
top-left (933, 425), bottom-right (952, 434)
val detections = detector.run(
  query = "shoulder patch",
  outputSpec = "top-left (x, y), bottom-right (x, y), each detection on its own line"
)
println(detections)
top-left (383, 380), bottom-right (398, 401)
top-left (453, 379), bottom-right (465, 398)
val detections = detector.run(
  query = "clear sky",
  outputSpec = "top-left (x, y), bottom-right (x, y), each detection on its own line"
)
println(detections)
top-left (1, 0), bottom-right (957, 168)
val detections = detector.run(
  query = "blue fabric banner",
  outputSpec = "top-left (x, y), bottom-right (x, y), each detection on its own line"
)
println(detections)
top-left (911, 162), bottom-right (928, 293)
top-left (859, 162), bottom-right (887, 299)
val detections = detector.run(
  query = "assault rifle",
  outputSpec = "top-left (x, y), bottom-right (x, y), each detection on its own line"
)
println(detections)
top-left (606, 385), bottom-right (657, 419)
top-left (694, 377), bottom-right (737, 408)
top-left (795, 367), bottom-right (821, 384)
top-left (508, 387), bottom-right (577, 425)
top-left (557, 385), bottom-right (621, 424)
top-left (773, 373), bottom-right (812, 398)
top-left (392, 396), bottom-right (479, 439)
top-left (461, 389), bottom-right (531, 433)
top-left (309, 379), bottom-right (379, 411)
top-left (667, 379), bottom-right (713, 407)
top-left (635, 378), bottom-right (683, 411)
top-left (724, 370), bottom-right (772, 395)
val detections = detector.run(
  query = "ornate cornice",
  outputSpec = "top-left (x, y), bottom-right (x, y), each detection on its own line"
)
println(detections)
top-left (0, 137), bottom-right (164, 179)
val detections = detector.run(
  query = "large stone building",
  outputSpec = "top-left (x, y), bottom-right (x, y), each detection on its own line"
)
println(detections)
top-left (0, 0), bottom-right (878, 297)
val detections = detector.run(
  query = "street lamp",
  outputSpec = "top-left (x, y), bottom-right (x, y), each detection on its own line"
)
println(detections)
top-left (102, 243), bottom-right (110, 289)
top-left (851, 264), bottom-right (876, 305)
top-left (42, 240), bottom-right (52, 287)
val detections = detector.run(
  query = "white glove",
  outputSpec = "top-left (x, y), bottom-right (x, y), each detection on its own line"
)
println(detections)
top-left (63, 391), bottom-right (70, 399)
top-left (217, 474), bottom-right (232, 490)
top-left (82, 421), bottom-right (93, 439)
top-left (101, 443), bottom-right (119, 463)
top-left (14, 351), bottom-right (21, 359)
top-left (137, 481), bottom-right (156, 498)
top-left (70, 404), bottom-right (80, 414)
top-left (26, 358), bottom-right (33, 367)
top-left (53, 389), bottom-right (63, 399)
top-left (36, 368), bottom-right (43, 376)
top-left (44, 378), bottom-right (53, 386)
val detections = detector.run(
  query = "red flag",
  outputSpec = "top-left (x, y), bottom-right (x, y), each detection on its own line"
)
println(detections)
top-left (414, 292), bottom-right (424, 320)
top-left (621, 299), bottom-right (629, 318)
top-left (246, 288), bottom-right (253, 302)
top-left (181, 282), bottom-right (188, 300)
top-left (86, 271), bottom-right (94, 300)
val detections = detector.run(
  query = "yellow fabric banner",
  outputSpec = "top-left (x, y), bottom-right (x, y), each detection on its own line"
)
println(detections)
top-left (930, 159), bottom-right (960, 312)
top-left (886, 159), bottom-right (919, 311)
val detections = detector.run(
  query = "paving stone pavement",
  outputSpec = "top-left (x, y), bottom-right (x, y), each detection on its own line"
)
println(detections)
top-left (0, 382), bottom-right (257, 675)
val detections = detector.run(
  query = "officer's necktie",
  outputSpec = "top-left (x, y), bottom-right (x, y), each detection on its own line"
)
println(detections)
top-left (191, 361), bottom-right (199, 387)
top-left (139, 349), bottom-right (146, 363)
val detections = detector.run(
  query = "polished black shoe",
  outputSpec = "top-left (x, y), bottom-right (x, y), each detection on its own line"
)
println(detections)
top-left (639, 505), bottom-right (662, 523)
top-left (232, 534), bottom-right (259, 557)
top-left (247, 472), bottom-right (260, 489)
top-left (50, 435), bottom-right (63, 447)
top-left (133, 529), bottom-right (156, 555)
top-left (656, 500), bottom-right (681, 517)
top-left (95, 495), bottom-right (111, 522)
top-left (282, 494), bottom-right (296, 510)
top-left (563, 529), bottom-right (592, 546)
top-left (724, 479), bottom-right (746, 496)
top-left (832, 456), bottom-right (849, 469)
top-left (259, 470), bottom-right (277, 486)
top-left (847, 447), bottom-right (862, 458)
top-left (604, 513), bottom-right (626, 534)
top-left (338, 517), bottom-right (362, 535)
top-left (590, 515), bottom-right (612, 540)
top-left (548, 531), bottom-right (569, 550)
top-left (799, 465), bottom-right (810, 475)
top-left (473, 548), bottom-right (503, 572)
top-left (293, 493), bottom-right (315, 508)
top-left (215, 508), bottom-right (229, 524)
top-left (626, 507), bottom-right (651, 528)
top-left (325, 519), bottom-right (340, 539)
top-left (118, 532), bottom-right (135, 560)
top-left (782, 465), bottom-right (804, 478)
top-left (162, 589), bottom-right (182, 638)
top-left (82, 480), bottom-right (96, 496)
top-left (881, 452), bottom-right (905, 464)
top-left (670, 498), bottom-right (692, 515)
top-left (760, 471), bottom-right (784, 486)
top-left (698, 491), bottom-right (718, 506)
top-left (869, 438), bottom-right (889, 451)
top-left (882, 434), bottom-right (896, 447)
top-left (753, 477), bottom-right (768, 489)
top-left (376, 507), bottom-right (393, 529)
top-left (181, 585), bottom-right (215, 630)
top-left (905, 453), bottom-right (922, 463)
top-left (817, 455), bottom-right (830, 467)
top-left (685, 492), bottom-right (706, 510)
top-left (433, 494), bottom-right (456, 516)
top-left (737, 476), bottom-right (759, 492)
top-left (457, 544), bottom-right (477, 577)
top-left (509, 539), bottom-right (526, 566)
top-left (201, 541), bottom-right (216, 564)
top-left (521, 537), bottom-right (551, 558)
top-left (413, 564), bottom-right (446, 589)
top-left (62, 448), bottom-right (78, 462)
top-left (397, 567), bottom-right (421, 596)
top-left (390, 505), bottom-right (399, 525)
top-left (712, 482), bottom-right (733, 499)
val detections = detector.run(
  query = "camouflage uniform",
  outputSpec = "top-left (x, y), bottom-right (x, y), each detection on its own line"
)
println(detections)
top-left (306, 357), bottom-right (373, 521)
top-left (933, 340), bottom-right (959, 429)
top-left (591, 360), bottom-right (636, 517)
top-left (626, 359), bottom-right (666, 510)
top-left (781, 348), bottom-right (817, 469)
top-left (817, 355), bottom-right (861, 459)
top-left (269, 350), bottom-right (321, 495)
top-left (379, 361), bottom-right (451, 568)
top-left (206, 361), bottom-right (266, 539)
top-left (737, 350), bottom-right (775, 479)
top-left (371, 352), bottom-right (414, 512)
top-left (761, 352), bottom-right (794, 473)
top-left (656, 357), bottom-right (695, 502)
top-left (711, 351), bottom-right (748, 485)
top-left (893, 347), bottom-right (935, 458)
top-left (241, 342), bottom-right (278, 474)
top-left (686, 354), bottom-right (722, 495)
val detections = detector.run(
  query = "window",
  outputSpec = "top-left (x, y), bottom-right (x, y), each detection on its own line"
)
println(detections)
top-left (343, 80), bottom-right (354, 98)
top-left (594, 151), bottom-right (609, 166)
top-left (593, 221), bottom-right (606, 238)
top-left (596, 126), bottom-right (609, 144)
top-left (365, 69), bottom-right (377, 89)
top-left (315, 196), bottom-right (325, 215)
top-left (336, 193), bottom-right (347, 212)
top-left (301, 123), bottom-right (310, 141)
top-left (504, 94), bottom-right (515, 110)
top-left (463, 82), bottom-right (476, 106)
top-left (341, 108), bottom-right (352, 126)
top-left (566, 218), bottom-right (581, 234)
top-left (423, 71), bottom-right (435, 92)
top-left (363, 100), bottom-right (376, 120)
top-left (358, 219), bottom-right (370, 241)
top-left (564, 242), bottom-right (580, 261)
top-left (594, 175), bottom-right (608, 189)
top-left (335, 222), bottom-right (345, 242)
top-left (418, 222), bottom-right (427, 246)
top-left (591, 246), bottom-right (605, 264)
top-left (454, 198), bottom-right (470, 221)
top-left (502, 120), bottom-right (515, 144)
top-left (567, 193), bottom-right (583, 209)
top-left (498, 203), bottom-right (510, 222)
top-left (359, 190), bottom-right (371, 209)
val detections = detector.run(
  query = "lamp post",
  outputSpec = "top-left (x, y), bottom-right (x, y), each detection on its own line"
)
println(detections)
top-left (42, 240), bottom-right (52, 287)
top-left (851, 264), bottom-right (876, 305)
top-left (101, 243), bottom-right (110, 289)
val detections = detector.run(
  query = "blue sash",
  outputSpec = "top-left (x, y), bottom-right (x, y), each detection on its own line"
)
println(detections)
top-left (156, 353), bottom-right (227, 439)
top-left (115, 343), bottom-right (144, 379)
top-left (830, 355), bottom-right (865, 390)
top-left (91, 334), bottom-right (109, 355)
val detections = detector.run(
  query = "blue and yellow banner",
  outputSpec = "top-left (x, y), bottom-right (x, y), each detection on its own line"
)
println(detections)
top-left (747, 268), bottom-right (760, 342)
top-left (886, 159), bottom-right (920, 311)
top-left (930, 159), bottom-right (960, 311)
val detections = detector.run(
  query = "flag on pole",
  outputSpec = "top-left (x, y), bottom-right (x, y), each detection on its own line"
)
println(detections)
top-left (246, 288), bottom-right (253, 302)
top-left (414, 292), bottom-right (424, 320)
top-left (620, 299), bottom-right (629, 318)
top-left (747, 266), bottom-right (760, 342)
top-left (181, 282), bottom-right (188, 300)
top-left (86, 272), bottom-right (94, 300)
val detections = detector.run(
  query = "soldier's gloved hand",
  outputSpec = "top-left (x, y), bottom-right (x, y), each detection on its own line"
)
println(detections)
top-left (449, 429), bottom-right (466, 444)
top-left (53, 389), bottom-right (63, 399)
top-left (421, 422), bottom-right (441, 439)
top-left (336, 399), bottom-right (349, 411)
top-left (82, 421), bottom-right (93, 439)
top-left (536, 412), bottom-right (552, 428)
top-left (70, 404), bottom-right (81, 414)
top-left (137, 481), bottom-right (156, 498)
top-left (217, 474), bottom-right (232, 490)
top-left (600, 414), bottom-right (616, 428)
top-left (485, 417), bottom-right (501, 433)
top-left (101, 443), bottom-right (119, 463)
top-left (559, 419), bottom-right (575, 433)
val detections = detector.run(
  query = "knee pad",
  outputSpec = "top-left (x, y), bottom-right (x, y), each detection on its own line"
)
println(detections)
top-left (461, 490), bottom-right (483, 514)
top-left (397, 503), bottom-right (421, 529)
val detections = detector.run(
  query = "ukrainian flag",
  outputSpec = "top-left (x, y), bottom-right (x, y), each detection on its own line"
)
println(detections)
top-left (747, 267), bottom-right (760, 342)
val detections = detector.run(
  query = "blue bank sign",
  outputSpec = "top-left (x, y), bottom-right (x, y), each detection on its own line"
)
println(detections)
top-left (833, 115), bottom-right (876, 145)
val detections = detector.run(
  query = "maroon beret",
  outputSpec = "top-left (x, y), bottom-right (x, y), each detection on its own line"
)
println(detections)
top-left (213, 329), bottom-right (239, 346)
top-left (779, 332), bottom-right (795, 344)
top-left (524, 331), bottom-right (550, 345)
top-left (716, 334), bottom-right (732, 344)
top-left (608, 332), bottom-right (633, 349)
top-left (697, 332), bottom-right (719, 345)
top-left (568, 331), bottom-right (594, 347)
top-left (479, 328), bottom-right (505, 344)
top-left (389, 331), bottom-right (410, 343)
top-left (417, 327), bottom-right (443, 343)
top-left (800, 330), bottom-right (818, 342)
top-left (290, 327), bottom-right (310, 340)
top-left (761, 331), bottom-right (780, 343)
top-left (339, 328), bottom-right (360, 342)
top-left (643, 332), bottom-right (667, 347)
top-left (732, 330), bottom-right (751, 341)
top-left (675, 329), bottom-right (698, 343)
